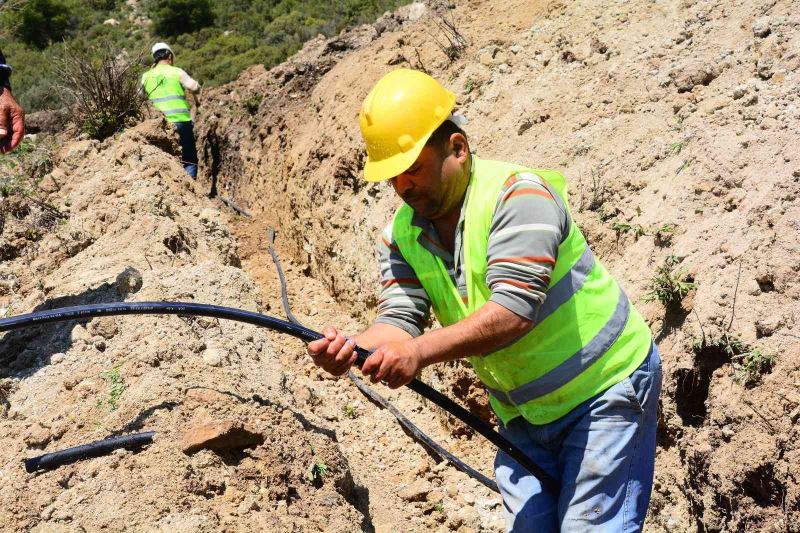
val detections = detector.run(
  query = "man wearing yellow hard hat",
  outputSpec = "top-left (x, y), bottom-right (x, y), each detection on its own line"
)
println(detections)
top-left (307, 68), bottom-right (661, 532)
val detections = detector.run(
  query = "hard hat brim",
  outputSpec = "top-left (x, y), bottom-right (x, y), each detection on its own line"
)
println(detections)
top-left (363, 139), bottom-right (426, 182)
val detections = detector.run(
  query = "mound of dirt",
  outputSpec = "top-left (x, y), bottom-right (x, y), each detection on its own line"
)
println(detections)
top-left (195, 0), bottom-right (800, 530)
top-left (0, 119), bottom-right (367, 531)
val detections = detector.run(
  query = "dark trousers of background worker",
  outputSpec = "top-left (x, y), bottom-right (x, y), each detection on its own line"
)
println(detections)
top-left (174, 120), bottom-right (198, 178)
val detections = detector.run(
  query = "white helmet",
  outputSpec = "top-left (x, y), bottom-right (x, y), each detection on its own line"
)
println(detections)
top-left (151, 42), bottom-right (173, 57)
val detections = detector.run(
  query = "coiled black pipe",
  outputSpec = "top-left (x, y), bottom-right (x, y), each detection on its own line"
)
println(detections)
top-left (24, 432), bottom-right (155, 473)
top-left (0, 301), bottom-right (559, 494)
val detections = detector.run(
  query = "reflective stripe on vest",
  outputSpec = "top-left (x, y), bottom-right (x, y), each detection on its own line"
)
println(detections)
top-left (141, 65), bottom-right (191, 123)
top-left (392, 156), bottom-right (652, 425)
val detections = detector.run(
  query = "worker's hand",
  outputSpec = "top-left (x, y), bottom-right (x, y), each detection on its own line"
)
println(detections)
top-left (0, 87), bottom-right (25, 154)
top-left (306, 326), bottom-right (358, 376)
top-left (361, 340), bottom-right (423, 389)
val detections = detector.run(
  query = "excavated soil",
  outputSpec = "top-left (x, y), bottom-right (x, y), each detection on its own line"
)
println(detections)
top-left (0, 121), bottom-right (506, 531)
top-left (1, 0), bottom-right (799, 531)
top-left (195, 0), bottom-right (800, 531)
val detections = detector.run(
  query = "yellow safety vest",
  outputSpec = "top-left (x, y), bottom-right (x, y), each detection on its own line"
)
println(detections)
top-left (392, 156), bottom-right (651, 425)
top-left (141, 64), bottom-right (191, 123)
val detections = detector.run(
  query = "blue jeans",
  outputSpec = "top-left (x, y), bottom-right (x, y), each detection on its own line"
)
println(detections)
top-left (173, 121), bottom-right (198, 178)
top-left (494, 343), bottom-right (662, 532)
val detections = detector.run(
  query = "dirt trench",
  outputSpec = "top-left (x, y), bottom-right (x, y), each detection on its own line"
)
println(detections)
top-left (194, 0), bottom-right (800, 531)
top-left (0, 118), bottom-right (506, 531)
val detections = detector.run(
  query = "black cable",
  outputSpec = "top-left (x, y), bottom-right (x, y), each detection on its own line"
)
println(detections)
top-left (0, 301), bottom-right (559, 494)
top-left (25, 432), bottom-right (155, 473)
top-left (265, 228), bottom-right (499, 493)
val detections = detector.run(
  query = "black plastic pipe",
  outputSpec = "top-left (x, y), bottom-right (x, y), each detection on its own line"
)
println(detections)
top-left (25, 431), bottom-right (155, 473)
top-left (0, 302), bottom-right (559, 494)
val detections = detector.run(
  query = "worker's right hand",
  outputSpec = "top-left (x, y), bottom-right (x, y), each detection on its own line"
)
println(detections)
top-left (307, 326), bottom-right (358, 376)
top-left (0, 87), bottom-right (25, 154)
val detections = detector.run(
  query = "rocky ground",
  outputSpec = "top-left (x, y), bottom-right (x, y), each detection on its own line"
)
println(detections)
top-left (195, 0), bottom-right (800, 531)
top-left (1, 0), bottom-right (799, 531)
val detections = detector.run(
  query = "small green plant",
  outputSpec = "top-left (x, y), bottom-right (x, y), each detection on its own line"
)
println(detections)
top-left (670, 141), bottom-right (684, 154)
top-left (434, 502), bottom-right (444, 513)
top-left (692, 333), bottom-right (774, 388)
top-left (342, 404), bottom-right (358, 419)
top-left (612, 222), bottom-right (648, 238)
top-left (643, 255), bottom-right (696, 308)
top-left (97, 364), bottom-right (125, 412)
top-left (654, 223), bottom-right (677, 246)
top-left (243, 94), bottom-right (263, 115)
top-left (463, 79), bottom-right (476, 94)
top-left (307, 460), bottom-right (328, 483)
top-left (733, 348), bottom-right (775, 387)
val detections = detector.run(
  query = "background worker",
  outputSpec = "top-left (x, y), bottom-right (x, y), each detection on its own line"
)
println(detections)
top-left (306, 69), bottom-right (662, 532)
top-left (0, 48), bottom-right (25, 154)
top-left (141, 42), bottom-right (201, 178)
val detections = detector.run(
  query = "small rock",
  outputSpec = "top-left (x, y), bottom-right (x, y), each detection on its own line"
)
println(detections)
top-left (71, 325), bottom-right (92, 343)
top-left (398, 479), bottom-right (431, 502)
top-left (50, 353), bottom-right (66, 364)
top-left (510, 44), bottom-right (523, 54)
top-left (24, 424), bottom-right (52, 449)
top-left (405, 1), bottom-right (427, 21)
top-left (181, 420), bottom-right (265, 454)
top-left (116, 267), bottom-right (143, 296)
top-left (752, 17), bottom-right (771, 38)
top-left (732, 85), bottom-right (748, 100)
top-left (755, 316), bottom-right (782, 338)
top-left (89, 317), bottom-right (118, 339)
top-left (201, 348), bottom-right (224, 367)
top-left (498, 63), bottom-right (510, 73)
top-left (590, 37), bottom-right (608, 55)
top-left (479, 51), bottom-right (494, 66)
top-left (670, 61), bottom-right (719, 93)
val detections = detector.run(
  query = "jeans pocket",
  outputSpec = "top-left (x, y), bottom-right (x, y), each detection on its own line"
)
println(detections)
top-left (620, 377), bottom-right (644, 413)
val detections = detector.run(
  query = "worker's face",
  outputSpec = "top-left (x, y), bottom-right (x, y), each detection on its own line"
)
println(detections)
top-left (389, 133), bottom-right (470, 220)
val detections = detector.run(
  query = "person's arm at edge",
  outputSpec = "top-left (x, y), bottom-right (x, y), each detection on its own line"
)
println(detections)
top-left (0, 49), bottom-right (25, 153)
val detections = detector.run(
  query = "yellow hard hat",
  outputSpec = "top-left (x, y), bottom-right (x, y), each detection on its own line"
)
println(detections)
top-left (359, 69), bottom-right (456, 182)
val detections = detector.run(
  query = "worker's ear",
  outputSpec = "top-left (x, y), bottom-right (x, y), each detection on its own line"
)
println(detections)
top-left (448, 132), bottom-right (469, 164)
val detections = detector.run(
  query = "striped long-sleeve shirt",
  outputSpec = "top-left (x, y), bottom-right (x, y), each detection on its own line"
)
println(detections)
top-left (376, 168), bottom-right (571, 337)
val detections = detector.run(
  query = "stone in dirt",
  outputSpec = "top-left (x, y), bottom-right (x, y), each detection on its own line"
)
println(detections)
top-left (181, 420), bottom-right (265, 454)
top-left (398, 479), bottom-right (432, 502)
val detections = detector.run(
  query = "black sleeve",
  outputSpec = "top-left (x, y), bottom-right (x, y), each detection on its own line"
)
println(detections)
top-left (0, 48), bottom-right (10, 89)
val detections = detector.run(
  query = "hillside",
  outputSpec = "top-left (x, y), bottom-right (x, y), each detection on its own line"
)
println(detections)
top-left (195, 0), bottom-right (800, 530)
top-left (0, 0), bottom-right (798, 531)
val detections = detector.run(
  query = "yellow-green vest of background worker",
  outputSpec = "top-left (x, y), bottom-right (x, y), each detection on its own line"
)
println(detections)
top-left (141, 42), bottom-right (200, 178)
top-left (305, 68), bottom-right (662, 532)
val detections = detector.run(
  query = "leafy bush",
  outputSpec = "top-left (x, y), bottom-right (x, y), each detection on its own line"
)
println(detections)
top-left (643, 255), bottom-right (696, 308)
top-left (147, 0), bottom-right (215, 38)
top-left (17, 0), bottom-right (75, 49)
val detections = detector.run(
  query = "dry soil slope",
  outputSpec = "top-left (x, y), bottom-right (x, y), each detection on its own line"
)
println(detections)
top-left (0, 121), bottom-right (367, 531)
top-left (196, 0), bottom-right (800, 530)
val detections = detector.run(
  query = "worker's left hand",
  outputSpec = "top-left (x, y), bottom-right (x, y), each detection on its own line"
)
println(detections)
top-left (361, 340), bottom-right (423, 389)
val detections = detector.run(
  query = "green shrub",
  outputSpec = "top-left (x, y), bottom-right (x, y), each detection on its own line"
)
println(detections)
top-left (148, 0), bottom-right (215, 38)
top-left (17, 0), bottom-right (75, 49)
top-left (643, 255), bottom-right (696, 308)
top-left (692, 333), bottom-right (774, 388)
